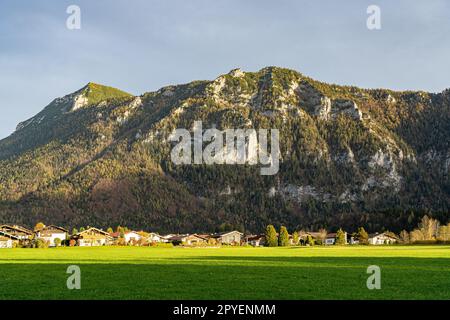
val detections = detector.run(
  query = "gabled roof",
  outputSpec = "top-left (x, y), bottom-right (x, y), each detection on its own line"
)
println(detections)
top-left (0, 224), bottom-right (33, 235)
top-left (76, 227), bottom-right (111, 237)
top-left (246, 234), bottom-right (265, 241)
top-left (368, 232), bottom-right (397, 240)
top-left (38, 225), bottom-right (68, 233)
top-left (0, 230), bottom-right (20, 240)
top-left (168, 234), bottom-right (207, 241)
top-left (212, 230), bottom-right (244, 238)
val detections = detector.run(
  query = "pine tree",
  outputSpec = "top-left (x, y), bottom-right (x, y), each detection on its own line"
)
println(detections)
top-left (265, 225), bottom-right (278, 247)
top-left (278, 226), bottom-right (290, 246)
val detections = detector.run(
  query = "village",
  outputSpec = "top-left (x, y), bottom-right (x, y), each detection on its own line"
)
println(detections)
top-left (0, 223), bottom-right (399, 249)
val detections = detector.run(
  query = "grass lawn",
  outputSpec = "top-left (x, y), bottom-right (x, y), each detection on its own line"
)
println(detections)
top-left (0, 245), bottom-right (449, 300)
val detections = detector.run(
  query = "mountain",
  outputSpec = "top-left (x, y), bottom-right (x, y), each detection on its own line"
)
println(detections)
top-left (0, 67), bottom-right (449, 233)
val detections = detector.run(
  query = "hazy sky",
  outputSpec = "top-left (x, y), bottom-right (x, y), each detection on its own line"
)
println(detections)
top-left (1, 0), bottom-right (449, 139)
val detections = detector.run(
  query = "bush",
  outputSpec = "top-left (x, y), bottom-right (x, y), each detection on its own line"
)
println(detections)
top-left (34, 238), bottom-right (48, 248)
top-left (150, 242), bottom-right (174, 248)
top-left (54, 238), bottom-right (62, 247)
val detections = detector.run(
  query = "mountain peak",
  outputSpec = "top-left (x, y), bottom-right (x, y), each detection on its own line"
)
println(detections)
top-left (64, 82), bottom-right (132, 112)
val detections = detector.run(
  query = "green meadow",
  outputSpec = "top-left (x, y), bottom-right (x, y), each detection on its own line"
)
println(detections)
top-left (0, 245), bottom-right (449, 300)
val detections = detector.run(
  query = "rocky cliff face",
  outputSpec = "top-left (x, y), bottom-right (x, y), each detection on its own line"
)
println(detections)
top-left (0, 67), bottom-right (448, 233)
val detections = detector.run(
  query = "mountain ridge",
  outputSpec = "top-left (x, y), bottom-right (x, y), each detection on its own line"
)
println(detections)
top-left (0, 66), bottom-right (448, 233)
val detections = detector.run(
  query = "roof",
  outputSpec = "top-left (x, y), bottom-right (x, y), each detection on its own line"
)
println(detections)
top-left (167, 234), bottom-right (189, 241)
top-left (76, 227), bottom-right (111, 237)
top-left (212, 231), bottom-right (243, 238)
top-left (0, 224), bottom-right (34, 235)
top-left (368, 232), bottom-right (397, 240)
top-left (37, 225), bottom-right (68, 233)
top-left (196, 234), bottom-right (212, 239)
top-left (0, 230), bottom-right (20, 240)
top-left (246, 234), bottom-right (265, 241)
top-left (168, 234), bottom-right (207, 241)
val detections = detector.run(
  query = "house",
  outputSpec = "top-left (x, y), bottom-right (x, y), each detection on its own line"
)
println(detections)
top-left (109, 231), bottom-right (142, 244)
top-left (297, 231), bottom-right (327, 245)
top-left (368, 232), bottom-right (397, 245)
top-left (325, 231), bottom-right (348, 245)
top-left (35, 225), bottom-right (68, 247)
top-left (0, 231), bottom-right (20, 248)
top-left (167, 234), bottom-right (208, 245)
top-left (123, 231), bottom-right (141, 244)
top-left (147, 233), bottom-right (166, 243)
top-left (0, 224), bottom-right (34, 240)
top-left (212, 231), bottom-right (243, 245)
top-left (246, 234), bottom-right (265, 247)
top-left (72, 228), bottom-right (113, 246)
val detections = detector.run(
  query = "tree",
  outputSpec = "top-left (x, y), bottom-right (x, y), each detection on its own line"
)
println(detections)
top-left (54, 238), bottom-right (62, 247)
top-left (292, 231), bottom-right (299, 245)
top-left (79, 227), bottom-right (85, 232)
top-left (265, 225), bottom-right (278, 247)
top-left (357, 227), bottom-right (369, 245)
top-left (335, 228), bottom-right (346, 245)
top-left (399, 230), bottom-right (410, 244)
top-left (318, 228), bottom-right (327, 243)
top-left (438, 224), bottom-right (450, 241)
top-left (106, 227), bottom-right (113, 233)
top-left (305, 234), bottom-right (314, 246)
top-left (418, 215), bottom-right (439, 240)
top-left (72, 228), bottom-right (78, 235)
top-left (34, 222), bottom-right (45, 231)
top-left (409, 229), bottom-right (424, 243)
top-left (278, 226), bottom-right (290, 246)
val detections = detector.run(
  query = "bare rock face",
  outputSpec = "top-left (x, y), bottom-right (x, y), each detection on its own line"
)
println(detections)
top-left (314, 97), bottom-right (332, 120)
top-left (228, 68), bottom-right (245, 78)
top-left (331, 99), bottom-right (363, 120)
top-left (71, 92), bottom-right (89, 111)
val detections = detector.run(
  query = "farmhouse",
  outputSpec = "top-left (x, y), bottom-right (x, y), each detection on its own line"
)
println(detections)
top-left (123, 231), bottom-right (141, 244)
top-left (324, 231), bottom-right (348, 245)
top-left (246, 234), bottom-right (265, 247)
top-left (212, 231), bottom-right (243, 245)
top-left (72, 227), bottom-right (113, 246)
top-left (168, 234), bottom-right (208, 245)
top-left (369, 232), bottom-right (397, 245)
top-left (35, 225), bottom-right (68, 247)
top-left (0, 224), bottom-right (33, 240)
top-left (147, 232), bottom-right (166, 243)
top-left (0, 231), bottom-right (20, 248)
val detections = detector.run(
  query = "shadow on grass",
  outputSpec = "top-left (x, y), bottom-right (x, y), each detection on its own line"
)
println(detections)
top-left (1, 256), bottom-right (449, 300)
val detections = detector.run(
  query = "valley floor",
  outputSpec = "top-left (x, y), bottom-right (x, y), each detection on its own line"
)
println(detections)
top-left (0, 245), bottom-right (449, 300)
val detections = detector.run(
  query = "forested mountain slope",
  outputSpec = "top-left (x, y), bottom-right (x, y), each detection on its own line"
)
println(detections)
top-left (0, 67), bottom-right (448, 233)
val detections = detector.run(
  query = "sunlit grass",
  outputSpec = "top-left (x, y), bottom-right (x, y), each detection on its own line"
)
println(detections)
top-left (1, 245), bottom-right (449, 300)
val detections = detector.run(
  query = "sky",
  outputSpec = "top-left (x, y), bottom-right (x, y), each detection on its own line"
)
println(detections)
top-left (0, 0), bottom-right (449, 139)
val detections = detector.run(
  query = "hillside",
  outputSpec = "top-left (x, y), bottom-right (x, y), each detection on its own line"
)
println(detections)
top-left (0, 67), bottom-right (449, 233)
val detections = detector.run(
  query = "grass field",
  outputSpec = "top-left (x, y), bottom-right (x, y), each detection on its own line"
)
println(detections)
top-left (0, 245), bottom-right (449, 300)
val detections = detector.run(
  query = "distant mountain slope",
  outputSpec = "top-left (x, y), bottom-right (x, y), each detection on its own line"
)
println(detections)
top-left (0, 67), bottom-right (448, 233)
